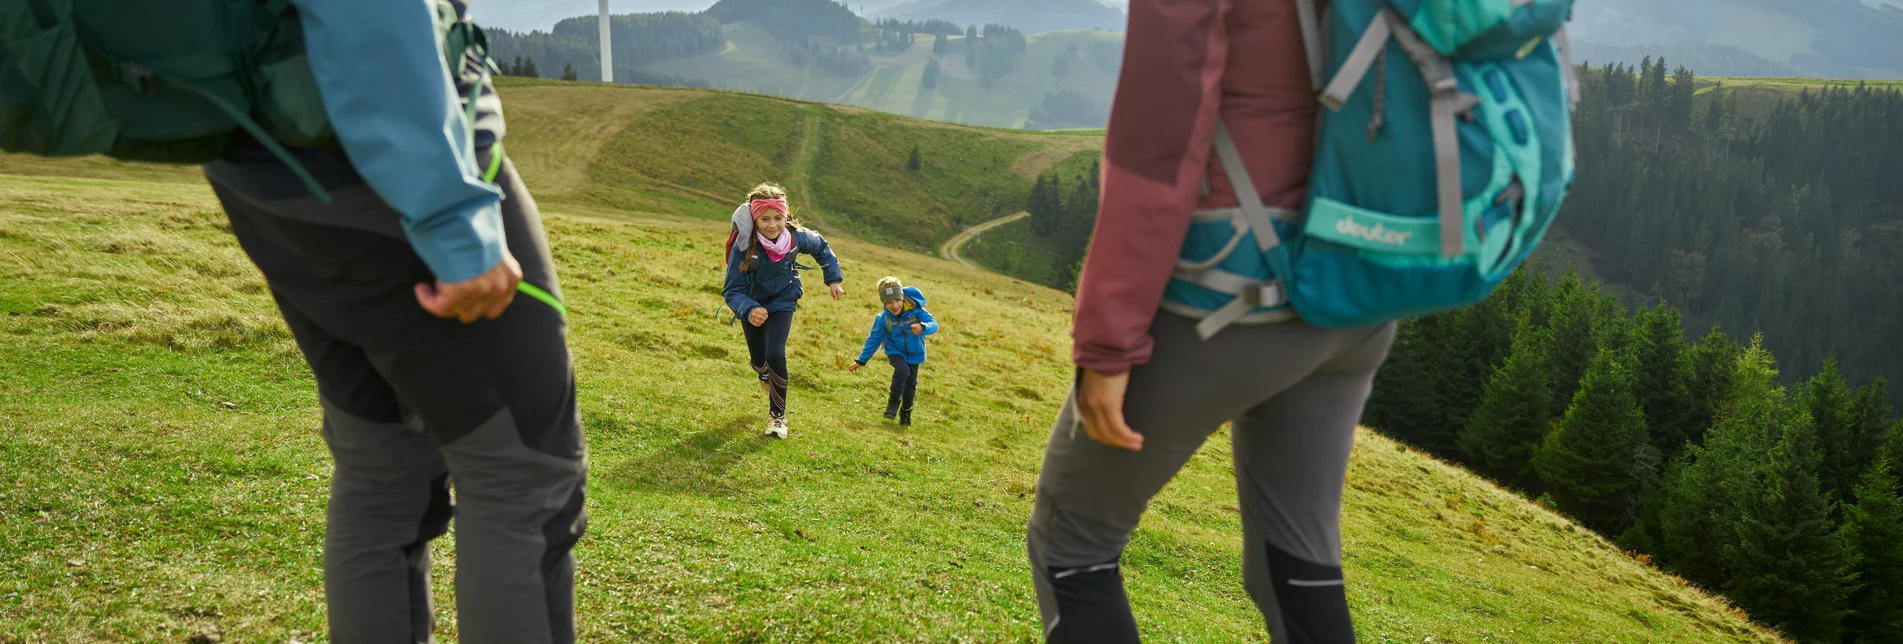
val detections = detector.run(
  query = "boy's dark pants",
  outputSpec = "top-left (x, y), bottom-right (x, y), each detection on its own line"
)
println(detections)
top-left (887, 354), bottom-right (922, 412)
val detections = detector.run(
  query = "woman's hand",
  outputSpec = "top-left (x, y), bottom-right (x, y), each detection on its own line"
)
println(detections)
top-left (1076, 368), bottom-right (1143, 451)
top-left (829, 282), bottom-right (845, 300)
top-left (749, 307), bottom-right (769, 327)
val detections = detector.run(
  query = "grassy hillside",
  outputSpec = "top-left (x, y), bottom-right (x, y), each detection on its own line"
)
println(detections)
top-left (644, 23), bottom-right (1124, 129)
top-left (0, 163), bottom-right (1786, 641)
top-left (0, 79), bottom-right (1107, 259)
top-left (0, 74), bottom-right (1796, 641)
top-left (1692, 76), bottom-right (1903, 125)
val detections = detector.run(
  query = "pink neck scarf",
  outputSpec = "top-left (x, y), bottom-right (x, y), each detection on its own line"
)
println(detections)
top-left (757, 230), bottom-right (794, 262)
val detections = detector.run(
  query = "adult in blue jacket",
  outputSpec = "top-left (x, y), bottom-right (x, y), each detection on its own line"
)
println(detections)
top-left (851, 279), bottom-right (938, 426)
top-left (197, 1), bottom-right (587, 642)
top-left (722, 184), bottom-right (845, 438)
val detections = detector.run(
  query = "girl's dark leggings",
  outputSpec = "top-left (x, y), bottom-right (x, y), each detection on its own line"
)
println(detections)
top-left (742, 310), bottom-right (795, 417)
top-left (887, 354), bottom-right (922, 411)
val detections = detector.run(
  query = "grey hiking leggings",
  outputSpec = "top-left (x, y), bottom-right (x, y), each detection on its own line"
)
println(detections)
top-left (209, 147), bottom-right (587, 644)
top-left (1027, 311), bottom-right (1396, 643)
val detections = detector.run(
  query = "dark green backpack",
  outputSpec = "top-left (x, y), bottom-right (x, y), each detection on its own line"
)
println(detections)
top-left (0, 0), bottom-right (496, 203)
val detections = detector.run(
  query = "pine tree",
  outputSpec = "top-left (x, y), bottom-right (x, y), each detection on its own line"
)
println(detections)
top-left (1362, 318), bottom-right (1443, 448)
top-left (1724, 402), bottom-right (1853, 644)
top-left (1631, 302), bottom-right (1699, 459)
top-left (1458, 315), bottom-right (1554, 492)
top-left (1028, 175), bottom-right (1054, 234)
top-left (1841, 378), bottom-right (1895, 497)
top-left (1841, 457), bottom-right (1903, 643)
top-left (520, 56), bottom-right (540, 78)
top-left (561, 63), bottom-right (577, 81)
top-left (1545, 270), bottom-right (1598, 417)
top-left (922, 57), bottom-right (941, 90)
top-left (1656, 340), bottom-right (1784, 590)
top-left (1533, 346), bottom-right (1652, 536)
top-left (932, 32), bottom-right (948, 55)
top-left (906, 145), bottom-right (922, 173)
top-left (1052, 175), bottom-right (1100, 291)
top-left (1799, 357), bottom-right (1856, 503)
top-left (1685, 326), bottom-right (1743, 447)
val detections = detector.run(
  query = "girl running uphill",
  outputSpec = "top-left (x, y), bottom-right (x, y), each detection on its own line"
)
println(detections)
top-left (849, 276), bottom-right (939, 426)
top-left (722, 183), bottom-right (844, 439)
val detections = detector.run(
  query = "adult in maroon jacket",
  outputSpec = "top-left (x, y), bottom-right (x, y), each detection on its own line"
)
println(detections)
top-left (1024, 0), bottom-right (1398, 642)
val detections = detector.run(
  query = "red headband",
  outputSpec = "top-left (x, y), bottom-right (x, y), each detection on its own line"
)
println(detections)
top-left (749, 198), bottom-right (787, 220)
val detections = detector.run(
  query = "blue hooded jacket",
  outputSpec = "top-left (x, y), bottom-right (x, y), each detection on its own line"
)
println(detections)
top-left (723, 227), bottom-right (843, 319)
top-left (857, 286), bottom-right (938, 365)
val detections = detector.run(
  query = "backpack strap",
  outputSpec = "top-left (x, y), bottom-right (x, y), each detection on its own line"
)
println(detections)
top-left (1319, 10), bottom-right (1478, 259)
top-left (1172, 119), bottom-right (1299, 340)
top-left (1384, 14), bottom-right (1479, 258)
top-left (1294, 0), bottom-right (1326, 91)
top-left (1554, 27), bottom-right (1582, 109)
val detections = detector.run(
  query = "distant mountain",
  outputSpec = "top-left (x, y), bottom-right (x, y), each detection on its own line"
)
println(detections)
top-left (873, 0), bottom-right (1126, 34)
top-left (1568, 0), bottom-right (1903, 78)
top-left (1571, 42), bottom-right (1810, 78)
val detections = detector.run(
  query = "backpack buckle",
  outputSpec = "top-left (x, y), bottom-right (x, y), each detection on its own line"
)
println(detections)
top-left (1254, 281), bottom-right (1285, 308)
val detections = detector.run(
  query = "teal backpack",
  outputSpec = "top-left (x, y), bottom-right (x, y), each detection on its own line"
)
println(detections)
top-left (1162, 0), bottom-right (1580, 339)
top-left (0, 0), bottom-right (499, 204)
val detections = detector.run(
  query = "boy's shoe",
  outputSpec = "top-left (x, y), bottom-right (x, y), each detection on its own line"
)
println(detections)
top-left (899, 409), bottom-right (912, 427)
top-left (766, 416), bottom-right (788, 439)
top-left (884, 398), bottom-right (900, 420)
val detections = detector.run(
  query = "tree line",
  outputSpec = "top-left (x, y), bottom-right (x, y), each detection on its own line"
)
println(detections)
top-left (786, 37), bottom-right (870, 77)
top-left (488, 12), bottom-right (724, 77)
top-left (1559, 59), bottom-right (1903, 410)
top-left (1026, 162), bottom-right (1100, 291)
top-left (1027, 88), bottom-right (1106, 129)
top-left (1364, 262), bottom-right (1902, 643)
top-left (704, 0), bottom-right (862, 43)
top-left (965, 24), bottom-right (1027, 89)
top-left (870, 18), bottom-right (962, 36)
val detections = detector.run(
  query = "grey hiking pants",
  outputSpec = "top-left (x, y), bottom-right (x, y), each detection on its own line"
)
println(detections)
top-left (1027, 311), bottom-right (1396, 643)
top-left (204, 146), bottom-right (587, 644)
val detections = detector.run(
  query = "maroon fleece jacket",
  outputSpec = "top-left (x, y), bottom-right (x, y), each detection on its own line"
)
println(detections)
top-left (1072, 0), bottom-right (1325, 375)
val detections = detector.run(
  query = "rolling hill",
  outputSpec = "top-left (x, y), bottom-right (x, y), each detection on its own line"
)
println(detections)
top-left (0, 78), bottom-right (1790, 642)
top-left (0, 78), bottom-right (1098, 257)
top-left (636, 23), bottom-right (1125, 130)
top-left (483, 0), bottom-right (1129, 131)
top-left (1568, 0), bottom-right (1903, 79)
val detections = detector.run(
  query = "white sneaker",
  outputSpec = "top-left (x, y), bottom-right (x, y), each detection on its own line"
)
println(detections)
top-left (766, 416), bottom-right (788, 439)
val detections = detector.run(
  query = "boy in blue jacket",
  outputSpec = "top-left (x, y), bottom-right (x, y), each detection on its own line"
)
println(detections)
top-left (850, 277), bottom-right (939, 426)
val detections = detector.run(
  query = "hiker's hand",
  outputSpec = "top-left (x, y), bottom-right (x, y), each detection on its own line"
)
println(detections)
top-left (829, 282), bottom-right (844, 300)
top-left (910, 323), bottom-right (924, 334)
top-left (416, 252), bottom-right (521, 323)
top-left (848, 362), bottom-right (862, 373)
top-left (1077, 368), bottom-right (1143, 451)
top-left (748, 307), bottom-right (769, 327)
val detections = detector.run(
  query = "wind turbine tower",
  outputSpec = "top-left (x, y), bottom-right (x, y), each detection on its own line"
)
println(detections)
top-left (599, 0), bottom-right (612, 83)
